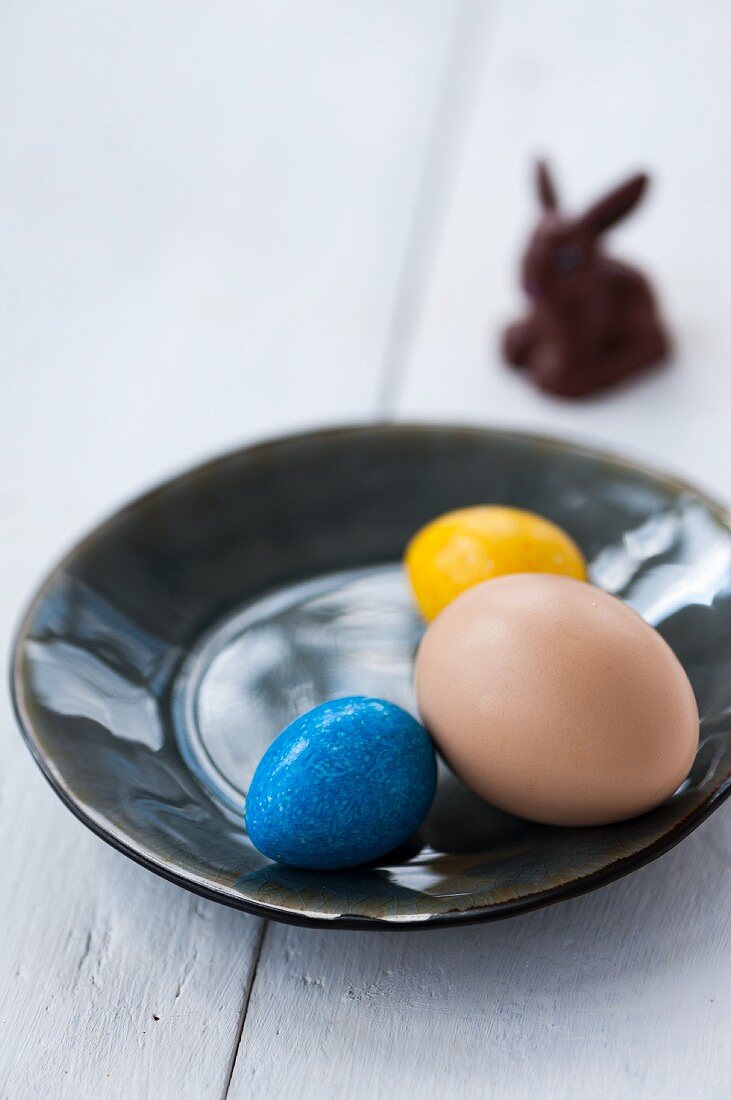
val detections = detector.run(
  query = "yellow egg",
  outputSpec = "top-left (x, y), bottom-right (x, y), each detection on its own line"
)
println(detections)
top-left (405, 505), bottom-right (587, 621)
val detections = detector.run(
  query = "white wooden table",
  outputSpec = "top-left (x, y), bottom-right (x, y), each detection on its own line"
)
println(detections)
top-left (2, 3), bottom-right (730, 1097)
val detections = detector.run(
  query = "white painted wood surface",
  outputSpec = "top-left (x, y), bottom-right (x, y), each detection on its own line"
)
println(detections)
top-left (396, 0), bottom-right (731, 494)
top-left (234, 4), bottom-right (731, 1099)
top-left (0, 2), bottom-right (463, 1096)
top-left (3, 2), bottom-right (730, 1098)
top-left (235, 815), bottom-right (731, 1100)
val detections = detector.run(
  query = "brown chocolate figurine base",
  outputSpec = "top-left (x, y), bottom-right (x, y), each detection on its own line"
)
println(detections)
top-left (502, 162), bottom-right (670, 398)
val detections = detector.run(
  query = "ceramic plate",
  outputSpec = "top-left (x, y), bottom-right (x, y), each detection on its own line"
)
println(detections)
top-left (11, 425), bottom-right (731, 928)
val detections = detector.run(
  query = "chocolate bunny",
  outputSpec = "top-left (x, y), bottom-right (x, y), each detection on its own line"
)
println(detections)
top-left (502, 162), bottom-right (670, 397)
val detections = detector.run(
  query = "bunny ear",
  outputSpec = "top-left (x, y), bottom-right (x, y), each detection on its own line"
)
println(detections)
top-left (579, 173), bottom-right (649, 235)
top-left (535, 160), bottom-right (559, 211)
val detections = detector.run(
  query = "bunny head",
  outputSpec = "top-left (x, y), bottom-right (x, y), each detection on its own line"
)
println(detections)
top-left (521, 162), bottom-right (648, 302)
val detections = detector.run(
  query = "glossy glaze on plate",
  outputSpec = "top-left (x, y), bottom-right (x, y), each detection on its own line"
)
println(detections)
top-left (11, 425), bottom-right (731, 928)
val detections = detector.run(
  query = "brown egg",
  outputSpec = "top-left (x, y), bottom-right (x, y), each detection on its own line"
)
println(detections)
top-left (414, 574), bottom-right (699, 826)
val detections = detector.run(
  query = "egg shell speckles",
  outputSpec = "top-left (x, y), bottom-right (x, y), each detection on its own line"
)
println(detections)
top-left (244, 696), bottom-right (437, 870)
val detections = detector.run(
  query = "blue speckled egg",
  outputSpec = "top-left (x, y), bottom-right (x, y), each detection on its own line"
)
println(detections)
top-left (245, 696), bottom-right (437, 870)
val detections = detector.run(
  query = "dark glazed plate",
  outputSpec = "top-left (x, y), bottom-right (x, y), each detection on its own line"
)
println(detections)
top-left (11, 424), bottom-right (731, 929)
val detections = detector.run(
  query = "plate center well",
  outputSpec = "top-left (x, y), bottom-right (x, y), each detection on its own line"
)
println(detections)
top-left (172, 564), bottom-right (423, 817)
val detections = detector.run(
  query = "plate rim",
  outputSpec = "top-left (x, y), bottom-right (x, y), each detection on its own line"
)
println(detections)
top-left (11, 420), bottom-right (731, 930)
